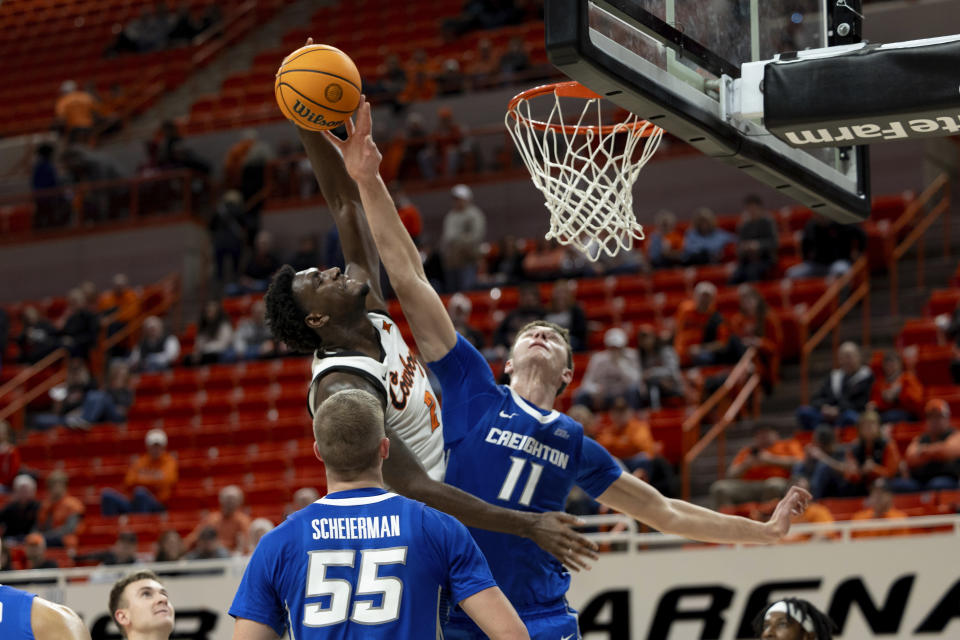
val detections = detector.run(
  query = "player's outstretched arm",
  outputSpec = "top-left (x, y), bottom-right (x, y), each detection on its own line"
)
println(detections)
top-left (31, 598), bottom-right (92, 640)
top-left (233, 618), bottom-right (282, 640)
top-left (597, 472), bottom-right (811, 544)
top-left (323, 97), bottom-right (456, 362)
top-left (290, 38), bottom-right (385, 310)
top-left (459, 587), bottom-right (530, 640)
top-left (312, 372), bottom-right (598, 570)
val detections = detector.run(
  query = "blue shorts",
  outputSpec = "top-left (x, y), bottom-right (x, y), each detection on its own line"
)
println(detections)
top-left (443, 605), bottom-right (580, 640)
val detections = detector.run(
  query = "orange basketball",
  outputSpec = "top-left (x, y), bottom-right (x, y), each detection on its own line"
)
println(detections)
top-left (275, 44), bottom-right (362, 131)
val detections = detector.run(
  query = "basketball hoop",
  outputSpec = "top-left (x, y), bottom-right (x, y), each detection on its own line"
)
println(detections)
top-left (506, 81), bottom-right (663, 261)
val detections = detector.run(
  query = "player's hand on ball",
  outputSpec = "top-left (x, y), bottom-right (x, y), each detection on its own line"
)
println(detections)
top-left (765, 485), bottom-right (811, 541)
top-left (529, 511), bottom-right (599, 572)
top-left (324, 96), bottom-right (382, 183)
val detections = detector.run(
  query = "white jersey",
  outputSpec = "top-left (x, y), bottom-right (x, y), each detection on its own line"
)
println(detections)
top-left (307, 311), bottom-right (446, 480)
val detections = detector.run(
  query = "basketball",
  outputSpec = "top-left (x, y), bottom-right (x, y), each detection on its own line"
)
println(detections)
top-left (274, 44), bottom-right (362, 131)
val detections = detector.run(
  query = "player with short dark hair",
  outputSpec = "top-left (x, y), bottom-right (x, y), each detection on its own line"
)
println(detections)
top-left (263, 75), bottom-right (595, 571)
top-left (108, 570), bottom-right (174, 640)
top-left (753, 598), bottom-right (837, 639)
top-left (329, 96), bottom-right (812, 638)
top-left (229, 388), bottom-right (529, 639)
top-left (0, 540), bottom-right (91, 640)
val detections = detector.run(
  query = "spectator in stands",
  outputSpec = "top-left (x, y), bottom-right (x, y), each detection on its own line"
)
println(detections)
top-left (595, 396), bottom-right (676, 496)
top-left (288, 235), bottom-right (321, 273)
top-left (101, 429), bottom-right (178, 515)
top-left (891, 399), bottom-right (960, 492)
top-left (869, 351), bottom-right (924, 423)
top-left (184, 485), bottom-right (251, 554)
top-left (232, 231), bottom-right (282, 295)
top-left (731, 194), bottom-right (779, 284)
top-left (647, 210), bottom-right (684, 268)
top-left (795, 341), bottom-right (874, 430)
top-left (466, 38), bottom-right (499, 87)
top-left (187, 300), bottom-right (234, 366)
top-left (60, 146), bottom-right (123, 223)
top-left (852, 479), bottom-right (908, 538)
top-left (441, 184), bottom-right (486, 292)
top-left (154, 530), bottom-right (184, 562)
top-left (937, 300), bottom-right (960, 383)
top-left (493, 282), bottom-right (545, 349)
top-left (377, 54), bottom-right (408, 109)
top-left (812, 410), bottom-right (900, 499)
top-left (58, 287), bottom-right (99, 359)
top-left (710, 425), bottom-right (803, 507)
top-left (429, 108), bottom-right (467, 179)
top-left (575, 327), bottom-right (643, 409)
top-left (239, 135), bottom-right (273, 243)
top-left (17, 306), bottom-right (60, 364)
top-left (392, 186), bottom-right (423, 243)
top-left (209, 190), bottom-right (247, 287)
top-left (636, 325), bottom-right (684, 409)
top-left (30, 358), bottom-right (97, 430)
top-left (499, 37), bottom-right (531, 80)
top-left (544, 280), bottom-right (588, 352)
top-left (249, 518), bottom-right (274, 548)
top-left (23, 532), bottom-right (58, 570)
top-left (54, 80), bottom-right (101, 143)
top-left (0, 474), bottom-right (40, 541)
top-left (129, 316), bottom-right (180, 372)
top-left (437, 59), bottom-right (465, 96)
top-left (32, 142), bottom-right (69, 229)
top-left (447, 293), bottom-right (485, 350)
top-left (185, 526), bottom-right (229, 560)
top-left (168, 1), bottom-right (200, 45)
top-left (0, 421), bottom-right (21, 492)
top-left (138, 3), bottom-right (174, 53)
top-left (37, 470), bottom-right (84, 548)
top-left (683, 207), bottom-right (736, 265)
top-left (794, 425), bottom-right (842, 484)
top-left (674, 281), bottom-right (744, 366)
top-left (786, 216), bottom-right (866, 279)
top-left (730, 284), bottom-right (783, 389)
top-left (284, 487), bottom-right (320, 519)
top-left (233, 300), bottom-right (278, 360)
top-left (73, 360), bottom-right (135, 427)
top-left (99, 273), bottom-right (140, 356)
top-left (522, 238), bottom-right (568, 281)
top-left (105, 8), bottom-right (148, 56)
top-left (76, 531), bottom-right (140, 565)
top-left (485, 235), bottom-right (527, 285)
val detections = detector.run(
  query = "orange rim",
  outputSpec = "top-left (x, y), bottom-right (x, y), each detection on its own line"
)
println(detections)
top-left (507, 81), bottom-right (656, 136)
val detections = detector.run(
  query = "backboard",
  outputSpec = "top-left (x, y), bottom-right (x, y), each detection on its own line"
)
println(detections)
top-left (544, 0), bottom-right (871, 221)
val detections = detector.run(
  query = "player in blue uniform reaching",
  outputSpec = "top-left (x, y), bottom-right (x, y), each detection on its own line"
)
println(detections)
top-left (229, 388), bottom-right (529, 640)
top-left (0, 541), bottom-right (91, 640)
top-left (325, 96), bottom-right (813, 639)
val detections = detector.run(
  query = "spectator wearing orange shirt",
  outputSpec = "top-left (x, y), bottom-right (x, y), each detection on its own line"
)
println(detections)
top-left (852, 479), bottom-right (908, 538)
top-left (810, 411), bottom-right (900, 499)
top-left (595, 396), bottom-right (675, 497)
top-left (763, 477), bottom-right (836, 543)
top-left (184, 484), bottom-right (251, 554)
top-left (647, 210), bottom-right (684, 267)
top-left (99, 273), bottom-right (140, 357)
top-left (730, 284), bottom-right (783, 388)
top-left (710, 425), bottom-right (803, 507)
top-left (869, 352), bottom-right (924, 424)
top-left (890, 399), bottom-right (960, 492)
top-left (37, 470), bottom-right (85, 548)
top-left (54, 80), bottom-right (101, 143)
top-left (674, 281), bottom-right (744, 366)
top-left (393, 187), bottom-right (423, 242)
top-left (101, 429), bottom-right (178, 515)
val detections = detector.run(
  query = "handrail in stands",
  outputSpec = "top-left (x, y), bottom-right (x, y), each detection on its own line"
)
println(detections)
top-left (681, 372), bottom-right (762, 500)
top-left (0, 347), bottom-right (70, 431)
top-left (888, 173), bottom-right (952, 316)
top-left (679, 347), bottom-right (757, 498)
top-left (798, 255), bottom-right (870, 404)
top-left (192, 0), bottom-right (258, 68)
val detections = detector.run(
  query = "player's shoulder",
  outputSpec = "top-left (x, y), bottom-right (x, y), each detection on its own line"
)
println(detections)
top-left (31, 596), bottom-right (89, 640)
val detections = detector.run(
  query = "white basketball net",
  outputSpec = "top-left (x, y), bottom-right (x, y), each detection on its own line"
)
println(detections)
top-left (506, 87), bottom-right (663, 261)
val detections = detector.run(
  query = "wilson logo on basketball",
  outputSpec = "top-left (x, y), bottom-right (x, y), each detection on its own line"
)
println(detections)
top-left (325, 84), bottom-right (344, 103)
top-left (291, 100), bottom-right (344, 128)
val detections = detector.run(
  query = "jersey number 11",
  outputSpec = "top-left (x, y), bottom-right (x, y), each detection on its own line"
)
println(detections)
top-left (497, 456), bottom-right (544, 506)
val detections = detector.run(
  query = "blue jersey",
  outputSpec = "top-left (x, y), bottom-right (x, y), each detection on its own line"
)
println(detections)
top-left (0, 584), bottom-right (36, 639)
top-left (429, 335), bottom-right (623, 619)
top-left (229, 487), bottom-right (496, 639)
